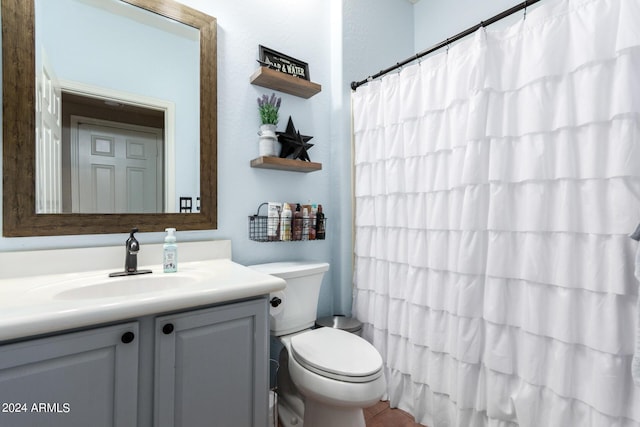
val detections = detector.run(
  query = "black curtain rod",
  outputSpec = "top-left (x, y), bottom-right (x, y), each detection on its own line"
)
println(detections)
top-left (350, 0), bottom-right (542, 91)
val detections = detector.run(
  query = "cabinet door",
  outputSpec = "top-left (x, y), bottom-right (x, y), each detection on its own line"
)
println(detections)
top-left (0, 322), bottom-right (139, 427)
top-left (155, 298), bottom-right (268, 427)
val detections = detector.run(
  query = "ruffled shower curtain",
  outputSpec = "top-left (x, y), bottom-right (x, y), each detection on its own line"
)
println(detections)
top-left (352, 0), bottom-right (640, 425)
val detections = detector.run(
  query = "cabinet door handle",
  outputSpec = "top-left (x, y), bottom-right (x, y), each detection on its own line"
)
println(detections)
top-left (121, 331), bottom-right (135, 344)
top-left (162, 323), bottom-right (174, 335)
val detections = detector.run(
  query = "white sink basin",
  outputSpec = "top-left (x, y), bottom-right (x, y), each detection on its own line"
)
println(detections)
top-left (55, 274), bottom-right (199, 299)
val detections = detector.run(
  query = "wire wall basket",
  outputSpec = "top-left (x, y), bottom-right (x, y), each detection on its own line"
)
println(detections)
top-left (248, 202), bottom-right (327, 242)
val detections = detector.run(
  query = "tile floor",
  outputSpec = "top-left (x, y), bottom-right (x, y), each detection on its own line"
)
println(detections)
top-left (364, 400), bottom-right (426, 427)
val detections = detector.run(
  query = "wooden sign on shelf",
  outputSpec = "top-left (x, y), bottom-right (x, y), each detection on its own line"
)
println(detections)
top-left (258, 45), bottom-right (310, 81)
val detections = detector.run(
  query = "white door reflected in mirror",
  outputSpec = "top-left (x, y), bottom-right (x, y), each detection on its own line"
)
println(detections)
top-left (72, 119), bottom-right (163, 213)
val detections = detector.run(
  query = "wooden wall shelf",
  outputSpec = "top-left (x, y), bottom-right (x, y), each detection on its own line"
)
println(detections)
top-left (250, 156), bottom-right (322, 173)
top-left (250, 67), bottom-right (321, 99)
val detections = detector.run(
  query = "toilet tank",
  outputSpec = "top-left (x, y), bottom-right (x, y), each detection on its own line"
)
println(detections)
top-left (248, 262), bottom-right (329, 336)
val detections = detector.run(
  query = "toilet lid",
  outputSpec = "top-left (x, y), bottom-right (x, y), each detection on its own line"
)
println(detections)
top-left (290, 327), bottom-right (383, 383)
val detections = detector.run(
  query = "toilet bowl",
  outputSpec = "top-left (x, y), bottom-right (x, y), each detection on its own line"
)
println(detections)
top-left (248, 262), bottom-right (386, 427)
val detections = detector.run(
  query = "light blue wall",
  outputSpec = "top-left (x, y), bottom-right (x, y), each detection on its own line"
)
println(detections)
top-left (191, 0), bottom-right (337, 314)
top-left (338, 0), bottom-right (414, 314)
top-left (0, 0), bottom-right (414, 319)
top-left (414, 0), bottom-right (535, 50)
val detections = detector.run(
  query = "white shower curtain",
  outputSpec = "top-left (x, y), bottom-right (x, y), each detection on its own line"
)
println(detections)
top-left (352, 0), bottom-right (640, 426)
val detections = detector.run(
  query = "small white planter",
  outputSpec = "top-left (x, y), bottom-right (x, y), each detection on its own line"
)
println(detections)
top-left (258, 124), bottom-right (279, 157)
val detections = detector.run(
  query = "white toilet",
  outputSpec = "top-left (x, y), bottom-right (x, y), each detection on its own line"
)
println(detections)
top-left (249, 261), bottom-right (386, 427)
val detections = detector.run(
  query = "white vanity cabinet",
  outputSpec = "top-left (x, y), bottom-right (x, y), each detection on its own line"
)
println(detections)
top-left (0, 322), bottom-right (139, 427)
top-left (154, 298), bottom-right (269, 427)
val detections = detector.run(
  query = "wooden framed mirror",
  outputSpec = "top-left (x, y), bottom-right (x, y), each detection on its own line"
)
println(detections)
top-left (2, 0), bottom-right (217, 236)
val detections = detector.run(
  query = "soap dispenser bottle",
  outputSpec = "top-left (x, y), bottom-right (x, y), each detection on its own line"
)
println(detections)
top-left (163, 228), bottom-right (178, 273)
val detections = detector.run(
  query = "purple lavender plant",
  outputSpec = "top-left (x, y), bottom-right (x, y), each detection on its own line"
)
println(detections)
top-left (257, 93), bottom-right (282, 125)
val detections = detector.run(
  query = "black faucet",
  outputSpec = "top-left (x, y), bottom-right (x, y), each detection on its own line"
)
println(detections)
top-left (125, 228), bottom-right (140, 273)
top-left (109, 228), bottom-right (152, 277)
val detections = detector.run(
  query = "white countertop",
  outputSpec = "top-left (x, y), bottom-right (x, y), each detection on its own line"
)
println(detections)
top-left (0, 258), bottom-right (285, 342)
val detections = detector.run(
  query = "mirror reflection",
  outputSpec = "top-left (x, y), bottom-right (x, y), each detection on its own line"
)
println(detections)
top-left (34, 0), bottom-right (200, 214)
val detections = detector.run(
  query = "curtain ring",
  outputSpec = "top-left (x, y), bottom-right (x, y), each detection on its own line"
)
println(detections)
top-left (523, 0), bottom-right (528, 20)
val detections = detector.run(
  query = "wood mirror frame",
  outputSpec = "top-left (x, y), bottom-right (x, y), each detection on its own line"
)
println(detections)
top-left (1, 0), bottom-right (217, 237)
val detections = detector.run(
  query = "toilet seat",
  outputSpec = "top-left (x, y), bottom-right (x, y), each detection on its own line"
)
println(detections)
top-left (290, 327), bottom-right (383, 383)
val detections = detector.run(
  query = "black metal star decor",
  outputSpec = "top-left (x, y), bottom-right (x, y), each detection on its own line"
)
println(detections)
top-left (277, 116), bottom-right (314, 161)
